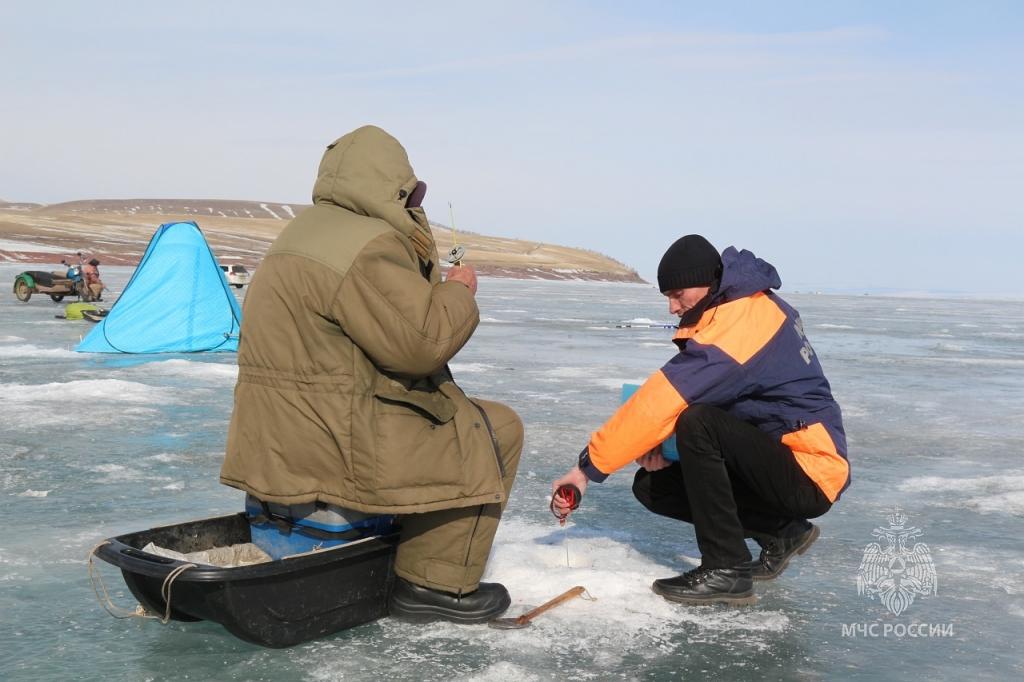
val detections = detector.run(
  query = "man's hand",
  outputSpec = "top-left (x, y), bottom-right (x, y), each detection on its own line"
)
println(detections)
top-left (635, 445), bottom-right (671, 472)
top-left (551, 466), bottom-right (589, 518)
top-left (445, 264), bottom-right (477, 295)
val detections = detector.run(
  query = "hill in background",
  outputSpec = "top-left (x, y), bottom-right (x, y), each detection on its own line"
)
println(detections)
top-left (0, 199), bottom-right (643, 283)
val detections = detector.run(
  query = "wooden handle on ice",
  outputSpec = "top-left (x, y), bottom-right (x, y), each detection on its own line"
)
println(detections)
top-left (515, 585), bottom-right (586, 625)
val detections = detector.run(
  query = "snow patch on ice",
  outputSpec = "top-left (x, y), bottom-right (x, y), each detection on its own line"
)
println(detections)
top-left (145, 453), bottom-right (188, 463)
top-left (539, 367), bottom-right (643, 392)
top-left (304, 519), bottom-right (790, 677)
top-left (0, 344), bottom-right (78, 359)
top-left (465, 663), bottom-right (543, 681)
top-left (449, 362), bottom-right (496, 374)
top-left (542, 366), bottom-right (590, 379)
top-left (301, 519), bottom-right (789, 677)
top-left (593, 377), bottom-right (640, 391)
top-left (2, 379), bottom-right (175, 405)
top-left (486, 520), bottom-right (790, 636)
top-left (17, 489), bottom-right (50, 498)
top-left (88, 463), bottom-right (167, 483)
top-left (930, 546), bottom-right (1024, 595)
top-left (899, 474), bottom-right (1024, 515)
top-left (125, 358), bottom-right (238, 382)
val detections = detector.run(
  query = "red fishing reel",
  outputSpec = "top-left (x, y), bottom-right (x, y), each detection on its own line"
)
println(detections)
top-left (550, 484), bottom-right (581, 525)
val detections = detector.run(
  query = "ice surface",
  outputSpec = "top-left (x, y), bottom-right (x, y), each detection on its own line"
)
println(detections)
top-left (2, 267), bottom-right (1023, 680)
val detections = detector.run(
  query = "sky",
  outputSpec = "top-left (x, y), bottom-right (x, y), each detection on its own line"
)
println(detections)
top-left (1, 1), bottom-right (1022, 294)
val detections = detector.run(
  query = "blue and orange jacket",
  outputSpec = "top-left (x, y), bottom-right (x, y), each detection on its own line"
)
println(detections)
top-left (579, 247), bottom-right (850, 502)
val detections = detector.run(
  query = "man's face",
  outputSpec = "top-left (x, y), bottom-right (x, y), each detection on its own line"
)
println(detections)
top-left (665, 286), bottom-right (711, 320)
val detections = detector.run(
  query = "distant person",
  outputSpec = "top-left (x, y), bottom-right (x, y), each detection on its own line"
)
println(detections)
top-left (220, 125), bottom-right (522, 623)
top-left (552, 235), bottom-right (848, 605)
top-left (81, 257), bottom-right (104, 301)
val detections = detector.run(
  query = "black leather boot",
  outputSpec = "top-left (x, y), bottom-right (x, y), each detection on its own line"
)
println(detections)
top-left (652, 566), bottom-right (755, 606)
top-left (745, 522), bottom-right (820, 580)
top-left (388, 577), bottom-right (511, 624)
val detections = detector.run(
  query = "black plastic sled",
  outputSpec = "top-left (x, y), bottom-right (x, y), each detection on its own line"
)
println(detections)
top-left (94, 513), bottom-right (399, 648)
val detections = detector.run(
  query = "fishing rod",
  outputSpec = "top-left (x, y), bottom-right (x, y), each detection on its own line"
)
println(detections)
top-left (446, 202), bottom-right (465, 265)
top-left (614, 323), bottom-right (677, 329)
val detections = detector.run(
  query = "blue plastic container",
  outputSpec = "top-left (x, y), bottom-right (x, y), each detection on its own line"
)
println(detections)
top-left (620, 383), bottom-right (680, 460)
top-left (245, 495), bottom-right (395, 560)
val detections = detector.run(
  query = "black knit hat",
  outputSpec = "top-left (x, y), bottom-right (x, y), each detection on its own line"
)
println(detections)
top-left (657, 235), bottom-right (721, 293)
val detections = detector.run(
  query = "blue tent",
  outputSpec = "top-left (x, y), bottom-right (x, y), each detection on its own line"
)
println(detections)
top-left (77, 221), bottom-right (242, 353)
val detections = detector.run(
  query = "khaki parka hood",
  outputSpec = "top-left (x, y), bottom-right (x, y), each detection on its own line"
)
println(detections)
top-left (313, 125), bottom-right (426, 243)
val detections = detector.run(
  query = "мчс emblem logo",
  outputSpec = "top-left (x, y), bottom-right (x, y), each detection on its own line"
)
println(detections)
top-left (857, 507), bottom-right (938, 616)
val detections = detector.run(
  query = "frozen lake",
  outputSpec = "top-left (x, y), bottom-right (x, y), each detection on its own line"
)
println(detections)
top-left (2, 263), bottom-right (1023, 680)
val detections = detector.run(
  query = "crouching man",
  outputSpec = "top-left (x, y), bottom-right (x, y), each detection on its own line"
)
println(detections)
top-left (552, 235), bottom-right (848, 605)
top-left (221, 126), bottom-right (522, 623)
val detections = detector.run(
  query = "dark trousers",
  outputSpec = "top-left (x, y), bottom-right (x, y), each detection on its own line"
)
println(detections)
top-left (632, 405), bottom-right (831, 569)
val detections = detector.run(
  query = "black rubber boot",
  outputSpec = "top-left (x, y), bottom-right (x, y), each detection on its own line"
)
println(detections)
top-left (745, 523), bottom-right (820, 580)
top-left (388, 577), bottom-right (511, 624)
top-left (652, 566), bottom-right (756, 606)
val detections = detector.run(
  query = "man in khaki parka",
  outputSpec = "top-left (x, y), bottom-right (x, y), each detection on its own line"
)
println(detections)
top-left (221, 125), bottom-right (522, 623)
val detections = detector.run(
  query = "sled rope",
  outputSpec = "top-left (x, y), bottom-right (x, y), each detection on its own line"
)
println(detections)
top-left (158, 563), bottom-right (196, 623)
top-left (87, 541), bottom-right (196, 624)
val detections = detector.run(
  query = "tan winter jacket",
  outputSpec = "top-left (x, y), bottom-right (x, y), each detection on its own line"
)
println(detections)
top-left (220, 126), bottom-right (505, 513)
